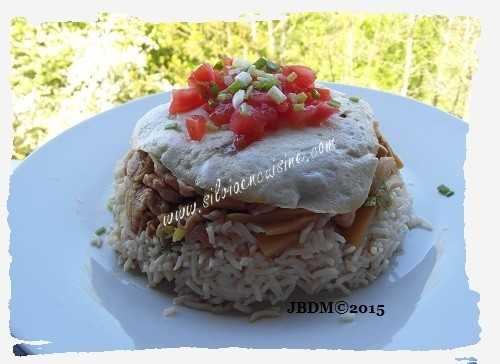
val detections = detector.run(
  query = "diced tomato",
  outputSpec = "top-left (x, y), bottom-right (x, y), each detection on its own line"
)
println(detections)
top-left (230, 110), bottom-right (266, 140)
top-left (282, 65), bottom-right (316, 92)
top-left (188, 63), bottom-right (216, 88)
top-left (169, 88), bottom-right (205, 114)
top-left (214, 71), bottom-right (226, 90)
top-left (247, 91), bottom-right (273, 107)
top-left (186, 115), bottom-right (207, 141)
top-left (209, 103), bottom-right (234, 126)
top-left (233, 134), bottom-right (256, 150)
top-left (254, 104), bottom-right (279, 131)
top-left (286, 105), bottom-right (317, 128)
top-left (307, 102), bottom-right (339, 126)
top-left (275, 99), bottom-right (290, 113)
top-left (202, 102), bottom-right (216, 113)
top-left (316, 88), bottom-right (331, 101)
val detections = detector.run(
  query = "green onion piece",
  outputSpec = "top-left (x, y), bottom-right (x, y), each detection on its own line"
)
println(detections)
top-left (172, 227), bottom-right (186, 242)
top-left (254, 57), bottom-right (268, 70)
top-left (296, 92), bottom-right (307, 103)
top-left (217, 92), bottom-right (231, 102)
top-left (286, 72), bottom-right (298, 82)
top-left (437, 184), bottom-right (454, 197)
top-left (267, 85), bottom-right (287, 104)
top-left (349, 96), bottom-right (360, 103)
top-left (95, 227), bottom-right (106, 236)
top-left (328, 100), bottom-right (341, 108)
top-left (239, 102), bottom-right (253, 116)
top-left (292, 103), bottom-right (305, 112)
top-left (254, 79), bottom-right (278, 91)
top-left (165, 122), bottom-right (180, 131)
top-left (209, 82), bottom-right (219, 97)
top-left (213, 60), bottom-right (224, 70)
top-left (227, 80), bottom-right (243, 94)
top-left (245, 85), bottom-right (254, 100)
top-left (288, 93), bottom-right (298, 103)
top-left (311, 89), bottom-right (321, 99)
top-left (266, 60), bottom-right (280, 73)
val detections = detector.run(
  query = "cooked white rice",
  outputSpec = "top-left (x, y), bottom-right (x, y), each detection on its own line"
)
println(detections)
top-left (106, 152), bottom-right (422, 315)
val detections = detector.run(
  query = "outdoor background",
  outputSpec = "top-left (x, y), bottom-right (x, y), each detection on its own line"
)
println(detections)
top-left (9, 12), bottom-right (480, 160)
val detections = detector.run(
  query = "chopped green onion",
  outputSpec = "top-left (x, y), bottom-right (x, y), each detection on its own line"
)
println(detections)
top-left (235, 71), bottom-right (252, 87)
top-left (213, 60), bottom-right (224, 70)
top-left (217, 92), bottom-right (231, 102)
top-left (232, 89), bottom-right (246, 109)
top-left (292, 103), bottom-right (305, 112)
top-left (286, 72), bottom-right (298, 82)
top-left (165, 122), bottom-right (180, 131)
top-left (288, 93), bottom-right (298, 103)
top-left (209, 82), bottom-right (219, 97)
top-left (349, 96), bottom-right (360, 103)
top-left (266, 60), bottom-right (280, 73)
top-left (227, 80), bottom-right (243, 94)
top-left (311, 89), bottom-right (321, 99)
top-left (245, 85), bottom-right (254, 99)
top-left (296, 92), bottom-right (307, 103)
top-left (328, 100), bottom-right (341, 108)
top-left (267, 85), bottom-right (287, 104)
top-left (239, 102), bottom-right (253, 116)
top-left (254, 57), bottom-right (268, 70)
top-left (437, 184), bottom-right (454, 197)
top-left (95, 227), bottom-right (106, 236)
top-left (254, 78), bottom-right (278, 91)
top-left (233, 58), bottom-right (251, 69)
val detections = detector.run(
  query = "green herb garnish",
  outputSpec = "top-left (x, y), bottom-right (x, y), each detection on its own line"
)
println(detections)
top-left (253, 57), bottom-right (268, 70)
top-left (95, 227), bottom-right (106, 236)
top-left (266, 60), bottom-right (280, 73)
top-left (165, 122), bottom-right (180, 131)
top-left (349, 96), bottom-right (360, 103)
top-left (437, 184), bottom-right (455, 197)
top-left (328, 100), bottom-right (341, 108)
top-left (292, 103), bottom-right (305, 112)
top-left (209, 82), bottom-right (219, 97)
top-left (213, 60), bottom-right (224, 70)
top-left (253, 78), bottom-right (278, 91)
top-left (227, 80), bottom-right (243, 94)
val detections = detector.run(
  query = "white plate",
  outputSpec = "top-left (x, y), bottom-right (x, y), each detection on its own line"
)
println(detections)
top-left (9, 84), bottom-right (479, 354)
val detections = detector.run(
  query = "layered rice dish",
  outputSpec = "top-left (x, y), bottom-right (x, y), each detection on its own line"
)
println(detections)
top-left (105, 56), bottom-right (422, 318)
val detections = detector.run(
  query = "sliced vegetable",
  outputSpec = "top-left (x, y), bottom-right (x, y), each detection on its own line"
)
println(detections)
top-left (267, 85), bottom-right (287, 104)
top-left (172, 227), bottom-right (186, 242)
top-left (169, 88), bottom-right (205, 114)
top-left (437, 184), bottom-right (455, 197)
top-left (253, 57), bottom-right (268, 70)
top-left (256, 231), bottom-right (299, 257)
top-left (337, 206), bottom-right (377, 247)
top-left (349, 96), bottom-right (360, 103)
top-left (186, 115), bottom-right (207, 141)
top-left (95, 227), bottom-right (106, 236)
top-left (164, 122), bottom-right (180, 131)
top-left (209, 103), bottom-right (234, 126)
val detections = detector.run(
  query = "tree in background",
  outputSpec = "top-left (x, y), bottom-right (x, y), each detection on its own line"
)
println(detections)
top-left (9, 12), bottom-right (480, 159)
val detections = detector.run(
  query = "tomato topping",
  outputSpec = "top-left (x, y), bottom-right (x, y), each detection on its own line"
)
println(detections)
top-left (230, 110), bottom-right (265, 140)
top-left (234, 134), bottom-right (256, 150)
top-left (209, 103), bottom-right (234, 126)
top-left (316, 88), bottom-right (331, 101)
top-left (186, 115), bottom-right (207, 141)
top-left (286, 105), bottom-right (317, 128)
top-left (307, 102), bottom-right (338, 126)
top-left (282, 65), bottom-right (316, 92)
top-left (169, 88), bottom-right (205, 114)
top-left (188, 63), bottom-right (216, 87)
top-left (247, 91), bottom-right (273, 107)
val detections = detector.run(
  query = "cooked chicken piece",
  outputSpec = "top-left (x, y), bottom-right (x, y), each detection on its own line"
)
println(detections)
top-left (256, 232), bottom-right (300, 257)
top-left (126, 150), bottom-right (154, 182)
top-left (163, 173), bottom-right (180, 191)
top-left (370, 157), bottom-right (398, 195)
top-left (143, 173), bottom-right (182, 203)
top-left (337, 206), bottom-right (377, 247)
top-left (178, 179), bottom-right (197, 197)
top-left (125, 185), bottom-right (156, 234)
top-left (335, 211), bottom-right (357, 228)
top-left (259, 214), bottom-right (318, 236)
top-left (373, 121), bottom-right (403, 169)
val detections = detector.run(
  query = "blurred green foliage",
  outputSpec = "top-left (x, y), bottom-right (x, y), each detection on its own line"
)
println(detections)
top-left (10, 12), bottom-right (480, 159)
